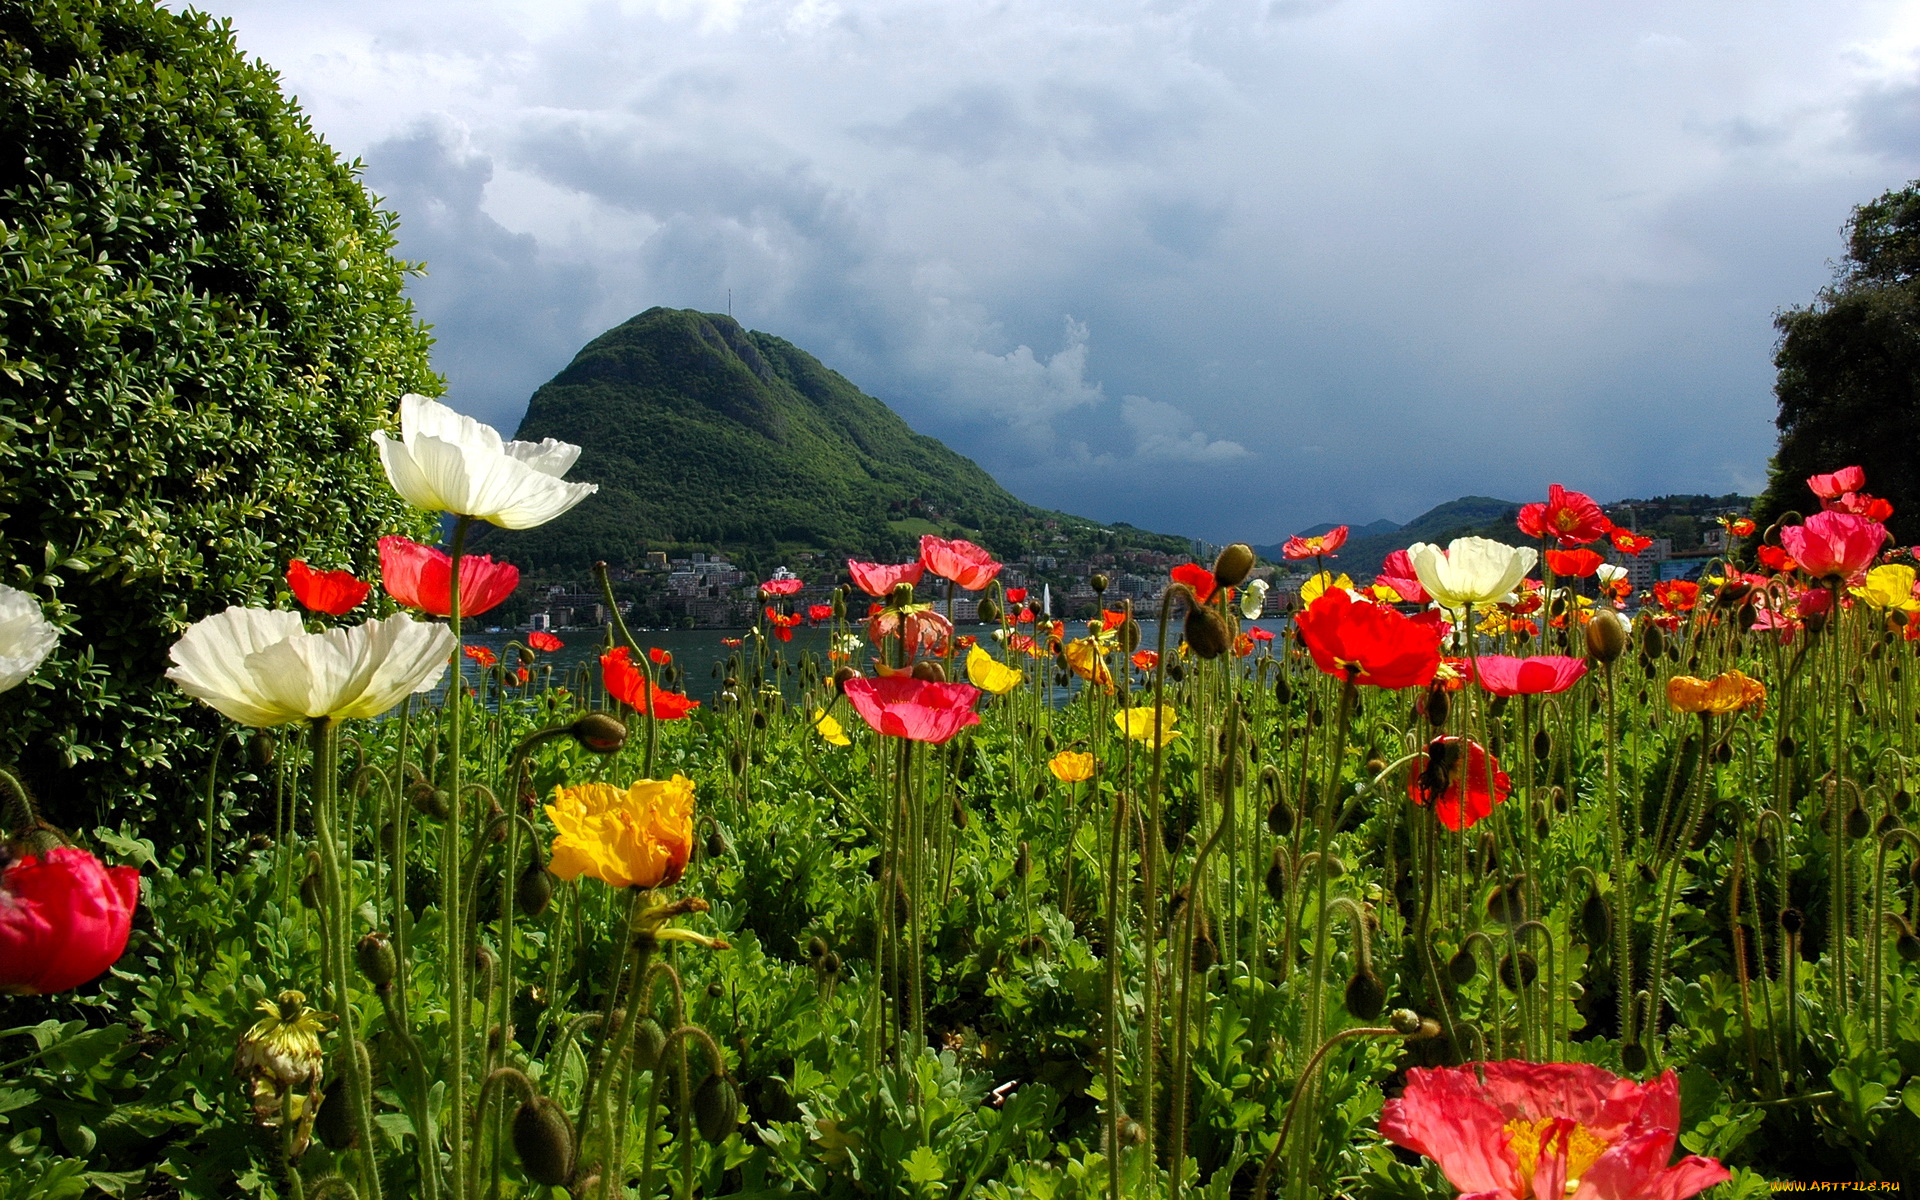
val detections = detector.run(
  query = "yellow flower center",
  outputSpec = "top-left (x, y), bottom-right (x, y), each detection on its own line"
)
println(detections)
top-left (1505, 1117), bottom-right (1609, 1195)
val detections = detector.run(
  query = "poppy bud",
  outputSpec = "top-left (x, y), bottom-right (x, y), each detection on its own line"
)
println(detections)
top-left (951, 797), bottom-right (969, 830)
top-left (831, 588), bottom-right (847, 619)
top-left (1118, 1116), bottom-right (1147, 1146)
top-left (1090, 573), bottom-right (1109, 595)
top-left (249, 731), bottom-right (276, 770)
top-left (1580, 891), bottom-right (1610, 946)
top-left (979, 597), bottom-right (1002, 624)
top-left (413, 787), bottom-right (451, 821)
top-left (1448, 948), bottom-right (1478, 984)
top-left (1344, 969), bottom-right (1386, 1020)
top-left (1267, 798), bottom-right (1294, 836)
top-left (1190, 930), bottom-right (1219, 973)
top-left (693, 1073), bottom-right (738, 1143)
top-left (1390, 1008), bottom-right (1425, 1037)
top-left (1897, 789), bottom-right (1912, 812)
top-left (300, 856), bottom-right (322, 910)
top-left (1620, 1042), bottom-right (1648, 1074)
top-left (314, 1083), bottom-right (358, 1150)
top-left (1498, 951), bottom-right (1538, 991)
top-left (821, 950), bottom-right (841, 977)
top-left (1168, 660), bottom-right (1186, 682)
top-left (513, 1095), bottom-right (575, 1186)
top-left (1015, 841), bottom-right (1031, 880)
top-left (1779, 906), bottom-right (1804, 934)
top-left (631, 1017), bottom-right (667, 1073)
top-left (1532, 728), bottom-right (1551, 761)
top-left (1897, 925), bottom-right (1920, 963)
top-left (1264, 849), bottom-right (1288, 903)
top-left (1585, 610), bottom-right (1627, 663)
top-left (1803, 610), bottom-right (1828, 635)
top-left (1274, 675), bottom-right (1292, 705)
top-left (911, 660), bottom-right (947, 683)
top-left (356, 932), bottom-right (397, 988)
top-left (1642, 624), bottom-right (1666, 659)
top-left (1118, 617), bottom-right (1141, 652)
top-left (706, 830), bottom-right (728, 859)
top-left (752, 709), bottom-right (768, 729)
top-left (569, 712), bottom-right (627, 755)
top-left (1211, 543), bottom-right (1256, 589)
top-left (831, 666), bottom-right (858, 695)
top-left (1488, 694), bottom-right (1508, 717)
top-left (1846, 806), bottom-right (1871, 840)
top-left (1323, 853), bottom-right (1346, 879)
top-left (1184, 605), bottom-right (1230, 659)
top-left (1424, 685), bottom-right (1449, 728)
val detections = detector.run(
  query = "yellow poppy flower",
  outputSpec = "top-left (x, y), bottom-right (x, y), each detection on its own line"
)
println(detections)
top-left (1665, 670), bottom-right (1766, 715)
top-left (1299, 571), bottom-right (1355, 606)
top-left (1114, 705), bottom-right (1181, 747)
top-left (814, 708), bottom-right (851, 746)
top-left (1064, 638), bottom-right (1114, 692)
top-left (545, 775), bottom-right (696, 889)
top-left (965, 644), bottom-right (1024, 694)
top-left (1852, 564), bottom-right (1920, 612)
top-left (1049, 751), bottom-right (1095, 782)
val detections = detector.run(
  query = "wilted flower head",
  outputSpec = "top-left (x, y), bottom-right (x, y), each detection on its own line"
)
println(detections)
top-left (373, 394), bottom-right (597, 528)
top-left (235, 990), bottom-right (326, 1128)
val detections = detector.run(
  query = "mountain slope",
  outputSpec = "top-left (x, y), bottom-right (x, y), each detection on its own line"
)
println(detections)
top-left (1258, 496), bottom-right (1523, 572)
top-left (485, 308), bottom-right (1188, 569)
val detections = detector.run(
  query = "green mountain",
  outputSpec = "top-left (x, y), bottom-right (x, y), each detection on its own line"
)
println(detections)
top-left (482, 308), bottom-right (1190, 570)
top-left (1258, 496), bottom-right (1523, 573)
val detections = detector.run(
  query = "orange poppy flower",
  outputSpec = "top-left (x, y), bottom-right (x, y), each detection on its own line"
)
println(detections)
top-left (1666, 669), bottom-right (1765, 715)
top-left (1282, 525), bottom-right (1348, 559)
top-left (463, 644), bottom-right (497, 668)
top-left (528, 631), bottom-right (564, 652)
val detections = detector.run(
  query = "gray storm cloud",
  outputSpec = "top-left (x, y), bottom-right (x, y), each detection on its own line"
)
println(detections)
top-left (195, 0), bottom-right (1920, 542)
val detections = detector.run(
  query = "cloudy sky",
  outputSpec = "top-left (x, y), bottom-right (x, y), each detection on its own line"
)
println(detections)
top-left (193, 0), bottom-right (1920, 544)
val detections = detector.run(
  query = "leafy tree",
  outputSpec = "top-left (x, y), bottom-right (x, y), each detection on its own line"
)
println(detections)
top-left (1755, 181), bottom-right (1920, 543)
top-left (0, 0), bottom-right (439, 835)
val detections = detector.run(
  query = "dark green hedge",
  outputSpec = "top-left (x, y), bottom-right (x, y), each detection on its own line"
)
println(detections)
top-left (0, 0), bottom-right (439, 835)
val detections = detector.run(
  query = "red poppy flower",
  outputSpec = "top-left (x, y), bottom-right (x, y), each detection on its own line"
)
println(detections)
top-left (1232, 632), bottom-right (1256, 657)
top-left (1170, 563), bottom-right (1218, 603)
top-left (1408, 737), bottom-right (1510, 831)
top-left (601, 647), bottom-right (700, 719)
top-left (1543, 549), bottom-right (1603, 578)
top-left (1131, 649), bottom-right (1159, 671)
top-left (765, 608), bottom-right (804, 642)
top-left (807, 604), bottom-right (834, 622)
top-left (1099, 609), bottom-right (1130, 631)
top-left (1608, 527), bottom-right (1652, 555)
top-left (955, 635), bottom-right (977, 651)
top-left (1826, 491), bottom-right (1895, 521)
top-left (848, 559), bottom-right (925, 597)
top-left (515, 666), bottom-right (531, 684)
top-left (1756, 544), bottom-right (1797, 573)
top-left (1516, 484), bottom-right (1610, 547)
top-left (1373, 549), bottom-right (1429, 604)
top-left (1282, 525), bottom-right (1348, 559)
top-left (919, 536), bottom-right (1002, 590)
top-left (1806, 465), bottom-right (1866, 500)
top-left (1295, 588), bottom-right (1443, 690)
top-left (1004, 588), bottom-right (1028, 605)
top-left (1247, 626), bottom-right (1275, 642)
top-left (463, 644), bottom-right (498, 668)
top-left (720, 637), bottom-right (743, 647)
top-left (648, 646), bottom-right (672, 665)
top-left (841, 675), bottom-right (982, 744)
top-left (1016, 607), bottom-right (1036, 625)
top-left (0, 847), bottom-right (139, 995)
top-left (378, 536), bottom-right (519, 618)
top-left (1470, 654), bottom-right (1588, 696)
top-left (1780, 510), bottom-right (1888, 581)
top-left (1509, 617), bottom-right (1540, 637)
top-left (1652, 579), bottom-right (1699, 613)
top-left (528, 631), bottom-right (564, 652)
top-left (1720, 516), bottom-right (1757, 537)
top-left (286, 560), bottom-right (371, 615)
top-left (1380, 1061), bottom-right (1728, 1200)
top-left (760, 577), bottom-right (804, 596)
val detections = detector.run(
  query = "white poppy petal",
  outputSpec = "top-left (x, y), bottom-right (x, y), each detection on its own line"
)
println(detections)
top-left (0, 586), bottom-right (58, 693)
top-left (504, 437), bottom-right (583, 477)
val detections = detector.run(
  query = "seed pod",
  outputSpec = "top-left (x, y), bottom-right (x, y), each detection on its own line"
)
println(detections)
top-left (357, 932), bottom-right (397, 988)
top-left (1498, 951), bottom-right (1538, 991)
top-left (911, 660), bottom-right (947, 683)
top-left (633, 1018), bottom-right (668, 1073)
top-left (569, 711), bottom-right (628, 755)
top-left (1448, 948), bottom-right (1478, 985)
top-left (1211, 544), bottom-right (1256, 588)
top-left (1184, 604), bottom-right (1230, 659)
top-left (1580, 891), bottom-right (1610, 946)
top-left (517, 861), bottom-right (556, 917)
top-left (1345, 969), bottom-right (1387, 1020)
top-left (513, 1095), bottom-right (575, 1186)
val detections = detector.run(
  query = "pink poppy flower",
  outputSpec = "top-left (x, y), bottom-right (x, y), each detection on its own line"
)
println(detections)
top-left (1380, 1061), bottom-right (1728, 1200)
top-left (1282, 525), bottom-right (1348, 559)
top-left (1470, 654), bottom-right (1588, 696)
top-left (842, 675), bottom-right (982, 744)
top-left (378, 536), bottom-right (519, 618)
top-left (919, 536), bottom-right (1002, 590)
top-left (0, 847), bottom-right (139, 995)
top-left (1779, 510), bottom-right (1888, 582)
top-left (1806, 465), bottom-right (1866, 500)
top-left (848, 559), bottom-right (926, 597)
top-left (760, 577), bottom-right (804, 596)
top-left (1373, 549), bottom-right (1429, 604)
top-left (867, 607), bottom-right (952, 659)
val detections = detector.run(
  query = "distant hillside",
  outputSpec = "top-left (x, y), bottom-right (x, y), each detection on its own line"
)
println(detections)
top-left (1257, 492), bottom-right (1755, 575)
top-left (480, 308), bottom-right (1189, 570)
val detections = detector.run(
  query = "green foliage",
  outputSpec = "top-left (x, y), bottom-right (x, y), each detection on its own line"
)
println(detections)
top-left (488, 307), bottom-right (1188, 570)
top-left (0, 0), bottom-right (440, 833)
top-left (1756, 178), bottom-right (1920, 544)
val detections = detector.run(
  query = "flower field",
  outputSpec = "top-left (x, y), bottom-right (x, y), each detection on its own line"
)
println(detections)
top-left (4, 397), bottom-right (1919, 1199)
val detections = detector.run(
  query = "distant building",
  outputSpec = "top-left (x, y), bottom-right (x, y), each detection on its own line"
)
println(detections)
top-left (645, 551), bottom-right (668, 569)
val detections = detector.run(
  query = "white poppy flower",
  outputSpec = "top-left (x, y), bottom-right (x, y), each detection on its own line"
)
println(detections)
top-left (168, 608), bottom-right (456, 727)
top-left (372, 394), bottom-right (597, 529)
top-left (0, 585), bottom-right (57, 693)
top-left (1596, 563), bottom-right (1628, 585)
top-left (1406, 537), bottom-right (1538, 609)
top-left (1239, 578), bottom-right (1270, 620)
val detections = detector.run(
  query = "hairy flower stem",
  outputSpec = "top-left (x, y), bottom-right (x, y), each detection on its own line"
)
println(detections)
top-left (1649, 714), bottom-right (1714, 1065)
top-left (1135, 584), bottom-right (1184, 1180)
top-left (1602, 660), bottom-right (1635, 1053)
top-left (311, 717), bottom-right (384, 1200)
